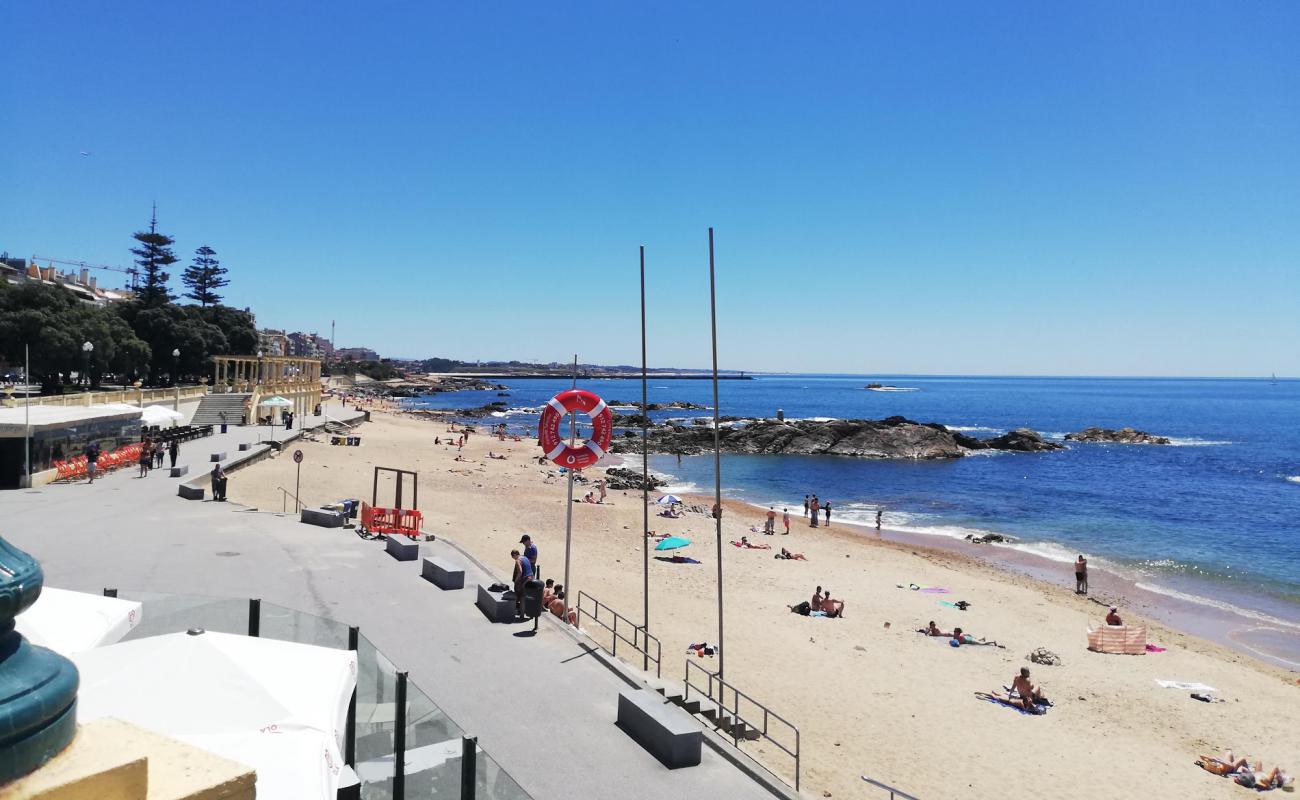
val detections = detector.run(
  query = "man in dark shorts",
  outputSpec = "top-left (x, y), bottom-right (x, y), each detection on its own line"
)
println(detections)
top-left (1074, 555), bottom-right (1088, 595)
top-left (823, 500), bottom-right (832, 526)
top-left (85, 441), bottom-right (101, 483)
top-left (520, 535), bottom-right (539, 579)
top-left (511, 548), bottom-right (534, 618)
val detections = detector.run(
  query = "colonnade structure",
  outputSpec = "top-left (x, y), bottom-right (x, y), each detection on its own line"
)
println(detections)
top-left (210, 355), bottom-right (323, 425)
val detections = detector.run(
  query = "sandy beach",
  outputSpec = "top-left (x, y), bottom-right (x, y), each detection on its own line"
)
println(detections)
top-left (228, 406), bottom-right (1300, 799)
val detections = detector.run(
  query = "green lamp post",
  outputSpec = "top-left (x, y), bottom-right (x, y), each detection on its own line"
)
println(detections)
top-left (0, 537), bottom-right (79, 782)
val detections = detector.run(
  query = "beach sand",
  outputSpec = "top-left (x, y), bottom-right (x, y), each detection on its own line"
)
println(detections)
top-left (228, 408), bottom-right (1300, 799)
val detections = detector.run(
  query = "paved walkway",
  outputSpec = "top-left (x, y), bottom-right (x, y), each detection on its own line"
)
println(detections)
top-left (5, 413), bottom-right (782, 800)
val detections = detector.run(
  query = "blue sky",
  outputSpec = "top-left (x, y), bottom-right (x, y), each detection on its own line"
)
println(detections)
top-left (2, 2), bottom-right (1297, 376)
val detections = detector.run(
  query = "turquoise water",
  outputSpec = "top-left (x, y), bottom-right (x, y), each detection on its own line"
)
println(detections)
top-left (409, 375), bottom-right (1300, 629)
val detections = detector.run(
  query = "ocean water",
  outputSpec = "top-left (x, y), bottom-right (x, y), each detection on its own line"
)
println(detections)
top-left (406, 375), bottom-right (1300, 630)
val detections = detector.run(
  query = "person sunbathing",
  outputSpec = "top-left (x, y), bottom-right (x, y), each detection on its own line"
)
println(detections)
top-left (548, 587), bottom-right (577, 625)
top-left (775, 548), bottom-right (807, 560)
top-left (822, 590), bottom-right (845, 618)
top-left (924, 620), bottom-right (949, 637)
top-left (659, 508), bottom-right (683, 518)
top-left (811, 586), bottom-right (824, 613)
top-left (951, 627), bottom-right (1001, 647)
top-left (1010, 667), bottom-right (1046, 711)
top-left (1106, 607), bottom-right (1123, 626)
top-left (541, 578), bottom-right (556, 607)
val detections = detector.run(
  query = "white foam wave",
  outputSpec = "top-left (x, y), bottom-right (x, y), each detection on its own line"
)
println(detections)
top-left (658, 481), bottom-right (702, 494)
top-left (866, 387), bottom-right (920, 392)
top-left (1165, 437), bottom-right (1233, 447)
top-left (945, 425), bottom-right (1001, 433)
top-left (1133, 582), bottom-right (1300, 632)
top-left (1287, 475), bottom-right (1300, 485)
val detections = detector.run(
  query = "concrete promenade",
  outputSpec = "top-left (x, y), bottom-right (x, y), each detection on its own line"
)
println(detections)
top-left (3, 413), bottom-right (784, 800)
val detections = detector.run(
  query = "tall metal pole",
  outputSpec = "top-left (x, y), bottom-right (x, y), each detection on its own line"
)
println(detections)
top-left (24, 344), bottom-right (31, 487)
top-left (639, 245), bottom-right (650, 671)
top-left (561, 354), bottom-right (578, 623)
top-left (708, 227), bottom-right (725, 680)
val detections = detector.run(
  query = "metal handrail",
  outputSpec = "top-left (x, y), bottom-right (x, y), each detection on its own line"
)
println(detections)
top-left (862, 776), bottom-right (921, 800)
top-left (574, 591), bottom-right (662, 677)
top-left (277, 486), bottom-right (307, 513)
top-left (684, 659), bottom-right (800, 791)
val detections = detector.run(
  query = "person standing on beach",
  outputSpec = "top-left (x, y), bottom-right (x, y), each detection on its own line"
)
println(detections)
top-left (803, 495), bottom-right (809, 517)
top-left (1075, 555), bottom-right (1088, 595)
top-left (875, 508), bottom-right (883, 531)
top-left (782, 508), bottom-right (790, 535)
top-left (765, 507), bottom-right (776, 535)
top-left (597, 479), bottom-right (607, 503)
top-left (809, 496), bottom-right (820, 527)
top-left (823, 500), bottom-right (832, 526)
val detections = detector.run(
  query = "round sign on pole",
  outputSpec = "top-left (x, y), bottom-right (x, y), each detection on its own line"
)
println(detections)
top-left (293, 449), bottom-right (304, 464)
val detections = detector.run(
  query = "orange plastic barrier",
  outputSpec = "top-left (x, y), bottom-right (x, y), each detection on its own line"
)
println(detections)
top-left (359, 501), bottom-right (423, 540)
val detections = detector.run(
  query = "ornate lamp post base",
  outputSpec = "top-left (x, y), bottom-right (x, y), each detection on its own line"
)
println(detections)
top-left (0, 538), bottom-right (79, 784)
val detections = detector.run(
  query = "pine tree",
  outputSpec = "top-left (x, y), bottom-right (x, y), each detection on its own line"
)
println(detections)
top-left (182, 245), bottom-right (229, 307)
top-left (130, 205), bottom-right (178, 307)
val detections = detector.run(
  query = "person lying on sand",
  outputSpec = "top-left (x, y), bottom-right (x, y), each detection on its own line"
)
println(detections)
top-left (922, 620), bottom-right (950, 637)
top-left (487, 451), bottom-right (508, 460)
top-left (1010, 667), bottom-right (1047, 711)
top-left (731, 536), bottom-right (772, 549)
top-left (659, 508), bottom-right (683, 518)
top-left (951, 627), bottom-right (1002, 647)
top-left (774, 548), bottom-right (807, 560)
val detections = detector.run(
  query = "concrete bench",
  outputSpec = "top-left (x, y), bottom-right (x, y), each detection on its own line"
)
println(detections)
top-left (177, 484), bottom-right (205, 501)
top-left (238, 442), bottom-right (252, 452)
top-left (475, 584), bottom-right (517, 623)
top-left (210, 452), bottom-right (226, 462)
top-left (169, 465), bottom-right (189, 478)
top-left (385, 535), bottom-right (419, 561)
top-left (616, 689), bottom-right (702, 769)
top-left (301, 507), bottom-right (345, 528)
top-left (421, 557), bottom-right (465, 590)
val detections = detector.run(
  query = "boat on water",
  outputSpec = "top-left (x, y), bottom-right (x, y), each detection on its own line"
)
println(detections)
top-left (865, 383), bottom-right (920, 392)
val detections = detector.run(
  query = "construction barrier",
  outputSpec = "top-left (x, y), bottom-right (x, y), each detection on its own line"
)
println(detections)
top-left (358, 501), bottom-right (423, 540)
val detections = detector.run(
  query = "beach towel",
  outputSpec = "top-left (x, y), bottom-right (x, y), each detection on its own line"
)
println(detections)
top-left (938, 600), bottom-right (971, 610)
top-left (897, 583), bottom-right (950, 593)
top-left (975, 691), bottom-right (1048, 715)
top-left (1156, 679), bottom-right (1217, 692)
top-left (1087, 625), bottom-right (1148, 655)
top-left (1145, 644), bottom-right (1167, 653)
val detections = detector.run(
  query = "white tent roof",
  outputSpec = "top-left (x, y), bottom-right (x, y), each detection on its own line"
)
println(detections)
top-left (74, 630), bottom-right (357, 799)
top-left (0, 404), bottom-right (141, 436)
top-left (99, 402), bottom-right (183, 426)
top-left (15, 587), bottom-right (143, 656)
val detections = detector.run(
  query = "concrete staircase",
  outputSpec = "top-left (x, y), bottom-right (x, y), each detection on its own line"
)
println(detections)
top-left (190, 393), bottom-right (250, 426)
top-left (645, 676), bottom-right (762, 742)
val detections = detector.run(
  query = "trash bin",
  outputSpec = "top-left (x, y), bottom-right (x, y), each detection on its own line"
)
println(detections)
top-left (522, 579), bottom-right (544, 619)
top-left (220, 423), bottom-right (228, 434)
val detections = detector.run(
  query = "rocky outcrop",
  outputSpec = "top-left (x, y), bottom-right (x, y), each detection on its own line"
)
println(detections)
top-left (607, 400), bottom-right (708, 411)
top-left (611, 416), bottom-right (1063, 460)
top-left (1065, 427), bottom-right (1171, 445)
top-left (611, 413), bottom-right (653, 428)
top-left (603, 467), bottom-right (665, 491)
top-left (453, 401), bottom-right (510, 418)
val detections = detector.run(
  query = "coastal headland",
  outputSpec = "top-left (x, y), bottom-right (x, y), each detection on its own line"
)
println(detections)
top-left (227, 406), bottom-right (1300, 800)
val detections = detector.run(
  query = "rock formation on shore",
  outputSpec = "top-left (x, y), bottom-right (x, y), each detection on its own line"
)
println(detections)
top-left (602, 467), bottom-right (666, 491)
top-left (607, 400), bottom-right (709, 411)
top-left (1064, 427), bottom-right (1171, 445)
top-left (611, 416), bottom-right (1063, 460)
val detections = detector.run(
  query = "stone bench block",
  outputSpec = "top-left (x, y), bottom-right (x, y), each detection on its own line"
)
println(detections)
top-left (177, 484), bottom-right (205, 501)
top-left (301, 507), bottom-right (344, 528)
top-left (617, 689), bottom-right (702, 769)
top-left (385, 535), bottom-right (419, 561)
top-left (169, 465), bottom-right (189, 477)
top-left (476, 584), bottom-right (516, 623)
top-left (210, 452), bottom-right (226, 462)
top-left (238, 442), bottom-right (252, 451)
top-left (421, 557), bottom-right (465, 590)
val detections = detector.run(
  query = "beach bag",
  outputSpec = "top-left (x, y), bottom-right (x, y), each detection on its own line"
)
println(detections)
top-left (792, 601), bottom-right (811, 616)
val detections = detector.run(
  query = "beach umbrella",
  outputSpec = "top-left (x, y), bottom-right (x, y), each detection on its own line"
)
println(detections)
top-left (258, 395), bottom-right (294, 407)
top-left (73, 629), bottom-right (357, 800)
top-left (15, 587), bottom-right (143, 657)
top-left (140, 404), bottom-right (184, 427)
top-left (655, 494), bottom-right (683, 505)
top-left (655, 536), bottom-right (692, 551)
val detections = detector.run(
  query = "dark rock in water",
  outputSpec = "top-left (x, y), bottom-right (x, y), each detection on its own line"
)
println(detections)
top-left (497, 392), bottom-right (510, 396)
top-left (982, 428), bottom-right (1064, 452)
top-left (1064, 427), bottom-right (1171, 445)
top-left (453, 401), bottom-right (510, 418)
top-left (966, 533), bottom-right (1008, 544)
top-left (611, 416), bottom-right (1063, 460)
top-left (603, 467), bottom-right (665, 491)
top-left (611, 412), bottom-right (652, 428)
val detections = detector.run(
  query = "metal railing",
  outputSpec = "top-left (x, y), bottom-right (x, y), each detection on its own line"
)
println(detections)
top-left (862, 776), bottom-right (921, 800)
top-left (278, 486), bottom-right (307, 513)
top-left (574, 590), bottom-right (662, 677)
top-left (684, 659), bottom-right (801, 791)
top-left (7, 384), bottom-right (208, 408)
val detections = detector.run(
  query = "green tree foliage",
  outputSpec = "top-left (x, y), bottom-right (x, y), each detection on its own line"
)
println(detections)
top-left (130, 209), bottom-right (178, 307)
top-left (0, 281), bottom-right (151, 392)
top-left (181, 245), bottom-right (229, 307)
top-left (196, 304), bottom-right (259, 355)
top-left (115, 302), bottom-right (258, 383)
top-left (418, 357), bottom-right (463, 372)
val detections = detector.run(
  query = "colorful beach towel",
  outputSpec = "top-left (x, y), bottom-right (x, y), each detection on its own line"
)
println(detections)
top-left (975, 691), bottom-right (1048, 716)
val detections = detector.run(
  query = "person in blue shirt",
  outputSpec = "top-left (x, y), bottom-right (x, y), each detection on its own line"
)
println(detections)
top-left (520, 534), bottom-right (539, 579)
top-left (511, 548), bottom-right (534, 617)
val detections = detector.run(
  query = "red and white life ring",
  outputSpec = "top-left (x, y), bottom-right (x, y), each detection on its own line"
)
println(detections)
top-left (538, 389), bottom-right (613, 470)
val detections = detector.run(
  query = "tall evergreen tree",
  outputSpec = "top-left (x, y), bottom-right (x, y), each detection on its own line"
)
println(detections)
top-left (130, 205), bottom-right (178, 307)
top-left (182, 245), bottom-right (229, 307)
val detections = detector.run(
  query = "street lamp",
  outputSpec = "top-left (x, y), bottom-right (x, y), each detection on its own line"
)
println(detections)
top-left (171, 348), bottom-right (181, 387)
top-left (81, 341), bottom-right (93, 389)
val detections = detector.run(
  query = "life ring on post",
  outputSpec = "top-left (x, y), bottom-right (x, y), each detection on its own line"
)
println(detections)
top-left (538, 389), bottom-right (613, 470)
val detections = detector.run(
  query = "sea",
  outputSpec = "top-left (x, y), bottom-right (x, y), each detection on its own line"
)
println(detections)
top-left (404, 374), bottom-right (1300, 667)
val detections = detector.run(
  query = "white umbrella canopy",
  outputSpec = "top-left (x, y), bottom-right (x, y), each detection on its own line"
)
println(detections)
top-left (73, 629), bottom-right (358, 799)
top-left (258, 395), bottom-right (294, 407)
top-left (140, 404), bottom-right (184, 426)
top-left (15, 587), bottom-right (143, 656)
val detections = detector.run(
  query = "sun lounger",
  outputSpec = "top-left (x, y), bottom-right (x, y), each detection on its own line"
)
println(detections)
top-left (1087, 624), bottom-right (1147, 655)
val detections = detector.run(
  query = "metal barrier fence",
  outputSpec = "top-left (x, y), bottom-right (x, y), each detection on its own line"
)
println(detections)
top-left (574, 591), bottom-right (661, 677)
top-left (683, 659), bottom-right (800, 791)
top-left (861, 776), bottom-right (921, 799)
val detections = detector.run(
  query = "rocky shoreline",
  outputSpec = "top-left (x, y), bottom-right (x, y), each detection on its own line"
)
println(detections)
top-left (1064, 427), bottom-right (1172, 444)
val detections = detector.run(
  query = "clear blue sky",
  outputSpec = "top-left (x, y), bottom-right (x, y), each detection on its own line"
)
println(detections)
top-left (3, 2), bottom-right (1297, 376)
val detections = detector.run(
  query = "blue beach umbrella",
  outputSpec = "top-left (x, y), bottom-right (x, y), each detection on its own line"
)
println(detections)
top-left (655, 536), bottom-right (692, 551)
top-left (655, 494), bottom-right (683, 505)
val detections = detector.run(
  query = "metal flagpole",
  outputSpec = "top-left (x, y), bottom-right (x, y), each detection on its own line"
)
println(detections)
top-left (561, 354), bottom-right (578, 623)
top-left (640, 245), bottom-right (650, 672)
top-left (24, 344), bottom-right (31, 488)
top-left (708, 227), bottom-right (725, 680)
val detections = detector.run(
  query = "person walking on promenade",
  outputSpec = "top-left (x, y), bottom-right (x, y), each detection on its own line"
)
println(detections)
top-left (803, 495), bottom-right (810, 517)
top-left (138, 440), bottom-right (152, 477)
top-left (875, 508), bottom-right (883, 531)
top-left (210, 463), bottom-right (227, 501)
top-left (1075, 555), bottom-right (1089, 595)
top-left (823, 500), bottom-right (832, 526)
top-left (169, 439), bottom-right (180, 469)
top-left (154, 442), bottom-right (165, 469)
top-left (809, 496), bottom-right (820, 528)
top-left (85, 441), bottom-right (101, 484)
top-left (765, 507), bottom-right (776, 535)
top-left (520, 534), bottom-right (539, 580)
top-left (782, 508), bottom-right (790, 535)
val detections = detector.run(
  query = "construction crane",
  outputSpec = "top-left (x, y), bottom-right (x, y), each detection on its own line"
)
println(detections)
top-left (30, 255), bottom-right (138, 289)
